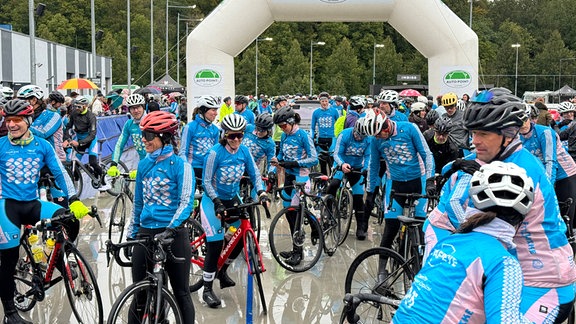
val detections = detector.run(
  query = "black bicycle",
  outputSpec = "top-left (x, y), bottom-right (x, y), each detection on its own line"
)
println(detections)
top-left (339, 292), bottom-right (401, 324)
top-left (108, 172), bottom-right (135, 244)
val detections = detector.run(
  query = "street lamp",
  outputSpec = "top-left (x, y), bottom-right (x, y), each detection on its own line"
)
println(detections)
top-left (310, 41), bottom-right (325, 96)
top-left (150, 0), bottom-right (154, 81)
top-left (28, 1), bottom-right (45, 85)
top-left (166, 2), bottom-right (196, 75)
top-left (559, 58), bottom-right (576, 88)
top-left (372, 43), bottom-right (384, 86)
top-left (511, 43), bottom-right (521, 96)
top-left (255, 37), bottom-right (273, 97)
top-left (469, 0), bottom-right (473, 28)
top-left (127, 0), bottom-right (132, 91)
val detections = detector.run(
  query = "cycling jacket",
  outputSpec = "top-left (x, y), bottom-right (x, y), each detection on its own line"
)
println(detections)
top-left (203, 143), bottom-right (264, 201)
top-left (311, 106), bottom-right (340, 140)
top-left (127, 145), bottom-right (194, 239)
top-left (242, 124), bottom-right (275, 169)
top-left (387, 108), bottom-right (408, 122)
top-left (333, 128), bottom-right (371, 170)
top-left (234, 109), bottom-right (255, 125)
top-left (366, 121), bottom-right (434, 192)
top-left (0, 136), bottom-right (75, 201)
top-left (277, 125), bottom-right (318, 177)
top-left (112, 118), bottom-right (146, 163)
top-left (179, 116), bottom-right (219, 168)
top-left (31, 108), bottom-right (65, 161)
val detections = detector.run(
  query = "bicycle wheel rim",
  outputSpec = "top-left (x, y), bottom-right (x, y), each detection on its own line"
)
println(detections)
top-left (67, 163), bottom-right (83, 198)
top-left (107, 281), bottom-right (183, 324)
top-left (103, 159), bottom-right (129, 196)
top-left (62, 245), bottom-right (104, 324)
top-left (250, 205), bottom-right (262, 242)
top-left (321, 195), bottom-right (340, 256)
top-left (246, 230), bottom-right (267, 315)
top-left (268, 207), bottom-right (324, 273)
top-left (337, 188), bottom-right (353, 245)
top-left (109, 194), bottom-right (128, 244)
top-left (188, 219), bottom-right (206, 292)
top-left (13, 252), bottom-right (37, 312)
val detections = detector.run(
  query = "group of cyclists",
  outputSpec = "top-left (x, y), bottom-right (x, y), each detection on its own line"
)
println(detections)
top-left (1, 81), bottom-right (576, 323)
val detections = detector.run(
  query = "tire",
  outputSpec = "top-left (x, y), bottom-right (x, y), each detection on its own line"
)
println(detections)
top-left (62, 244), bottom-right (104, 324)
top-left (188, 219), bottom-right (206, 292)
top-left (108, 193), bottom-right (131, 244)
top-left (268, 206), bottom-right (324, 273)
top-left (337, 188), bottom-right (353, 245)
top-left (66, 161), bottom-right (84, 198)
top-left (245, 230), bottom-right (267, 315)
top-left (107, 281), bottom-right (183, 324)
top-left (102, 159), bottom-right (129, 196)
top-left (13, 253), bottom-right (37, 312)
top-left (250, 204), bottom-right (262, 242)
top-left (320, 195), bottom-right (340, 256)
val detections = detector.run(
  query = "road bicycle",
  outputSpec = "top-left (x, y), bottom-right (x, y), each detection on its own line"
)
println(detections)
top-left (559, 198), bottom-right (575, 324)
top-left (268, 179), bottom-right (341, 272)
top-left (106, 234), bottom-right (186, 324)
top-left (332, 167), bottom-right (366, 245)
top-left (339, 292), bottom-right (401, 324)
top-left (14, 207), bottom-right (104, 324)
top-left (64, 146), bottom-right (128, 197)
top-left (238, 175), bottom-right (267, 241)
top-left (188, 200), bottom-right (271, 321)
top-left (108, 172), bottom-right (135, 244)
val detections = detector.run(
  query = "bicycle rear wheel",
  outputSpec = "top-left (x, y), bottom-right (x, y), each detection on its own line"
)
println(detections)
top-left (320, 194), bottom-right (340, 256)
top-left (337, 188), bottom-right (353, 245)
top-left (62, 244), bottom-right (104, 324)
top-left (188, 219), bottom-right (206, 292)
top-left (108, 193), bottom-right (131, 244)
top-left (66, 161), bottom-right (84, 198)
top-left (245, 230), bottom-right (267, 316)
top-left (13, 251), bottom-right (37, 312)
top-left (269, 206), bottom-right (324, 272)
top-left (102, 159), bottom-right (129, 196)
top-left (107, 281), bottom-right (183, 324)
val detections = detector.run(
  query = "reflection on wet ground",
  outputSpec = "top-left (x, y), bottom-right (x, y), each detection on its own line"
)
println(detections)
top-left (2, 195), bottom-right (384, 323)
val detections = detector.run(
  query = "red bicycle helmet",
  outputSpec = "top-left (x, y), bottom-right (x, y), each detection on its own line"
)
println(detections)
top-left (139, 111), bottom-right (179, 134)
top-left (2, 99), bottom-right (34, 117)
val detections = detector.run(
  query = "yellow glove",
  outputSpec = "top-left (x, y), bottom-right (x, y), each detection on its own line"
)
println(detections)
top-left (129, 170), bottom-right (137, 180)
top-left (107, 165), bottom-right (120, 177)
top-left (70, 200), bottom-right (90, 220)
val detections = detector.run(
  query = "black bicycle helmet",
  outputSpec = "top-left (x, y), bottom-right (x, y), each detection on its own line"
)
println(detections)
top-left (255, 113), bottom-right (274, 130)
top-left (273, 96), bottom-right (287, 107)
top-left (234, 95), bottom-right (248, 105)
top-left (434, 116), bottom-right (453, 134)
top-left (425, 109), bottom-right (439, 126)
top-left (464, 87), bottom-right (524, 132)
top-left (273, 106), bottom-right (296, 125)
top-left (48, 91), bottom-right (65, 104)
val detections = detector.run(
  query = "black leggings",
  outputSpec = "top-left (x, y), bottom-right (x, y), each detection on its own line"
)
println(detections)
top-left (555, 174), bottom-right (576, 228)
top-left (132, 227), bottom-right (195, 323)
top-left (379, 178), bottom-right (422, 249)
top-left (555, 300), bottom-right (574, 323)
top-left (316, 137), bottom-right (333, 176)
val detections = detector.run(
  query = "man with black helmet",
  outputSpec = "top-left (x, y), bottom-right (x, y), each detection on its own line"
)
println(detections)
top-left (424, 116), bottom-right (461, 174)
top-left (233, 95), bottom-right (255, 125)
top-left (425, 87), bottom-right (576, 323)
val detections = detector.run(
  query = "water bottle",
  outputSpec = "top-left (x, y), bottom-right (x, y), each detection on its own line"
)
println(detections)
top-left (28, 233), bottom-right (46, 265)
top-left (39, 187), bottom-right (48, 201)
top-left (44, 237), bottom-right (55, 260)
top-left (224, 226), bottom-right (237, 242)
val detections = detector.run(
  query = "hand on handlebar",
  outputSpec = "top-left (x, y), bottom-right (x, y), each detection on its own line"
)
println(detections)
top-left (258, 190), bottom-right (271, 208)
top-left (341, 163), bottom-right (352, 173)
top-left (213, 198), bottom-right (226, 219)
top-left (70, 200), bottom-right (90, 219)
top-left (154, 228), bottom-right (176, 242)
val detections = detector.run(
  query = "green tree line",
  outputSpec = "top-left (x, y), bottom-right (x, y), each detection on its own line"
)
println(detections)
top-left (2, 0), bottom-right (576, 96)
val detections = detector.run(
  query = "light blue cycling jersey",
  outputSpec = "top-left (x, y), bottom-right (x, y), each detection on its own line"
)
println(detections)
top-left (333, 128), bottom-right (371, 170)
top-left (234, 109), bottom-right (255, 125)
top-left (112, 118), bottom-right (146, 163)
top-left (127, 145), bottom-right (194, 239)
top-left (388, 108), bottom-right (408, 122)
top-left (31, 108), bottom-right (66, 163)
top-left (242, 124), bottom-right (275, 169)
top-left (277, 126), bottom-right (318, 177)
top-left (311, 106), bottom-right (340, 140)
top-left (0, 135), bottom-right (76, 201)
top-left (179, 116), bottom-right (219, 168)
top-left (366, 121), bottom-right (434, 192)
top-left (393, 230), bottom-right (531, 324)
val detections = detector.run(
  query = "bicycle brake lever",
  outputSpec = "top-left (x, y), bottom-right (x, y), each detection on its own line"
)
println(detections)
top-left (90, 206), bottom-right (103, 228)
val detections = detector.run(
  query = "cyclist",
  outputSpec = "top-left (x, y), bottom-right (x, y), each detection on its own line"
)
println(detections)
top-left (422, 109), bottom-right (440, 140)
top-left (125, 110), bottom-right (195, 323)
top-left (344, 96), bottom-right (365, 129)
top-left (199, 114), bottom-right (268, 308)
top-left (270, 106), bottom-right (318, 266)
top-left (0, 99), bottom-right (89, 324)
top-left (1, 87), bottom-right (14, 99)
top-left (272, 96), bottom-right (288, 154)
top-left (376, 90), bottom-right (407, 122)
top-left (107, 94), bottom-right (147, 177)
top-left (425, 116), bottom-right (461, 174)
top-left (62, 95), bottom-right (109, 190)
top-left (393, 161), bottom-right (534, 324)
top-left (363, 108), bottom-right (435, 257)
top-left (257, 97), bottom-right (272, 115)
top-left (408, 101), bottom-right (428, 133)
top-left (233, 95), bottom-right (255, 125)
top-left (242, 112), bottom-right (276, 172)
top-left (327, 118), bottom-right (371, 240)
top-left (179, 95), bottom-right (220, 180)
top-left (425, 87), bottom-right (576, 323)
top-left (441, 92), bottom-right (469, 155)
top-left (556, 101), bottom-right (575, 131)
top-left (217, 96), bottom-right (233, 123)
top-left (311, 92), bottom-right (339, 175)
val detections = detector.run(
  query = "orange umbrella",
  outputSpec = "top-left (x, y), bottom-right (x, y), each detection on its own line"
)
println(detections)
top-left (57, 78), bottom-right (98, 90)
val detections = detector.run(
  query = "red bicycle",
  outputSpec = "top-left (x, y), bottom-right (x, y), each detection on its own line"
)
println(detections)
top-left (188, 199), bottom-right (271, 321)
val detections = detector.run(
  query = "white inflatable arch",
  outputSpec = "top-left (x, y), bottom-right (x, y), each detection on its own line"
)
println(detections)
top-left (186, 0), bottom-right (478, 111)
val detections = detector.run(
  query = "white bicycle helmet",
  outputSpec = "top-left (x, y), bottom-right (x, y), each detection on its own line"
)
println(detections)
top-left (362, 109), bottom-right (387, 136)
top-left (197, 95), bottom-right (220, 109)
top-left (353, 117), bottom-right (365, 136)
top-left (377, 90), bottom-right (399, 104)
top-left (221, 113), bottom-right (247, 133)
top-left (469, 161), bottom-right (534, 216)
top-left (126, 93), bottom-right (146, 107)
top-left (2, 87), bottom-right (14, 99)
top-left (557, 101), bottom-right (576, 114)
top-left (17, 85), bottom-right (45, 100)
top-left (456, 100), bottom-right (467, 111)
top-left (411, 102), bottom-right (427, 113)
top-left (73, 95), bottom-right (89, 106)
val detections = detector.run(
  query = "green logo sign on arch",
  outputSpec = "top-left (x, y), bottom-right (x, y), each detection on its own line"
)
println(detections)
top-left (443, 70), bottom-right (471, 88)
top-left (194, 69), bottom-right (222, 87)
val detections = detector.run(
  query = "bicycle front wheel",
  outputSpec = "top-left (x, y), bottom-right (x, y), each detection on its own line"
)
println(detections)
top-left (13, 252), bottom-right (37, 312)
top-left (245, 229), bottom-right (267, 315)
top-left (62, 244), bottom-right (104, 324)
top-left (337, 188), bottom-right (353, 245)
top-left (188, 219), bottom-right (206, 292)
top-left (107, 281), bottom-right (183, 324)
top-left (269, 206), bottom-right (324, 273)
top-left (249, 204), bottom-right (262, 242)
top-left (102, 159), bottom-right (129, 196)
top-left (320, 194), bottom-right (340, 256)
top-left (108, 193), bottom-right (132, 244)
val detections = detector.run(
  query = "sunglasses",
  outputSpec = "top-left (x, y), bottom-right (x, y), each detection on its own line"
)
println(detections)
top-left (278, 123), bottom-right (289, 128)
top-left (141, 130), bottom-right (158, 141)
top-left (5, 116), bottom-right (25, 123)
top-left (226, 132), bottom-right (244, 140)
top-left (471, 90), bottom-right (494, 103)
top-left (235, 102), bottom-right (243, 105)
top-left (256, 127), bottom-right (270, 133)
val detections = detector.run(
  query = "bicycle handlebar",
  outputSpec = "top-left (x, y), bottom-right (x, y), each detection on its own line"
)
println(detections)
top-left (221, 199), bottom-right (272, 224)
top-left (387, 190), bottom-right (437, 211)
top-left (33, 205), bottom-right (100, 230)
top-left (105, 231), bottom-right (186, 268)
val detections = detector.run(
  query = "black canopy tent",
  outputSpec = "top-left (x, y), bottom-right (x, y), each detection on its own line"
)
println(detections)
top-left (148, 74), bottom-right (185, 94)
